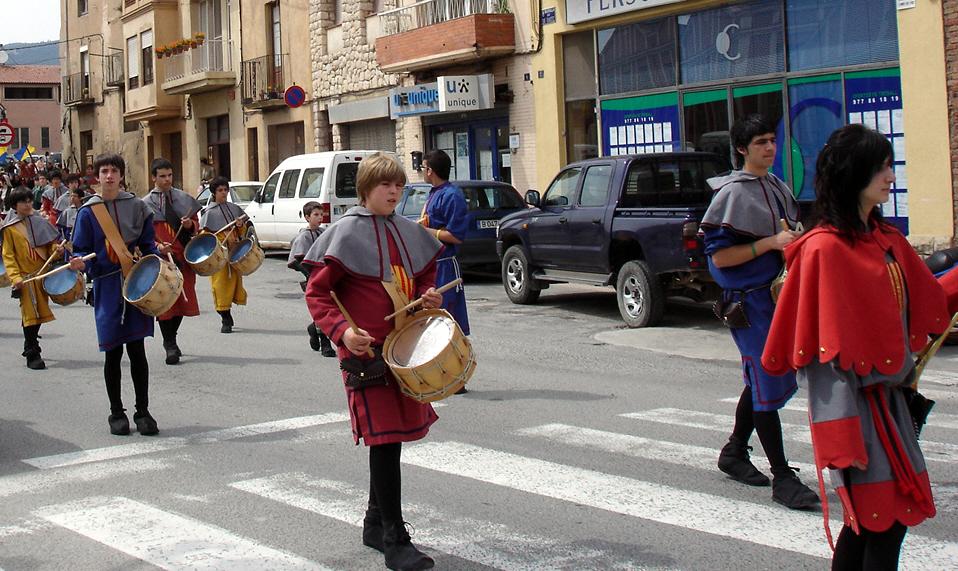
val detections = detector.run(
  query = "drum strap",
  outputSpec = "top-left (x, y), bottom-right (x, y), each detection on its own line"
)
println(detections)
top-left (381, 279), bottom-right (411, 330)
top-left (91, 203), bottom-right (134, 278)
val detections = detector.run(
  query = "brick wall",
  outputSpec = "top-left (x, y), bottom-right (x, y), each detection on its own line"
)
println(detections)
top-left (945, 0), bottom-right (958, 241)
top-left (375, 14), bottom-right (515, 69)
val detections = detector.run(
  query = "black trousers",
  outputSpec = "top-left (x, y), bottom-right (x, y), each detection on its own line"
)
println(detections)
top-left (368, 443), bottom-right (403, 526)
top-left (731, 385), bottom-right (788, 468)
top-left (104, 340), bottom-right (149, 414)
top-left (157, 315), bottom-right (183, 345)
top-left (832, 522), bottom-right (907, 570)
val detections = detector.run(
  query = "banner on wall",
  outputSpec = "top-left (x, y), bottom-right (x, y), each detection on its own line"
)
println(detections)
top-left (844, 69), bottom-right (907, 234)
top-left (600, 93), bottom-right (680, 157)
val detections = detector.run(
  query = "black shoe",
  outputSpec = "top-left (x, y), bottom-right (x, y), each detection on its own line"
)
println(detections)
top-left (164, 344), bottom-right (180, 365)
top-left (454, 386), bottom-right (468, 395)
top-left (221, 324), bottom-right (233, 334)
top-left (109, 411), bottom-right (131, 435)
top-left (362, 513), bottom-right (385, 553)
top-left (319, 333), bottom-right (337, 358)
top-left (133, 410), bottom-right (159, 436)
top-left (308, 324), bottom-right (321, 352)
top-left (718, 436), bottom-right (770, 486)
top-left (25, 351), bottom-right (46, 370)
top-left (771, 466), bottom-right (819, 510)
top-left (383, 522), bottom-right (434, 571)
top-left (299, 280), bottom-right (307, 293)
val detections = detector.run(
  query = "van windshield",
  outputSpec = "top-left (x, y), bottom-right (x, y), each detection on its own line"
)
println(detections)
top-left (335, 162), bottom-right (359, 198)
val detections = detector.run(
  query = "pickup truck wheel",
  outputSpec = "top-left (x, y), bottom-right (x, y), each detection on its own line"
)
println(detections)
top-left (616, 260), bottom-right (664, 328)
top-left (502, 245), bottom-right (540, 304)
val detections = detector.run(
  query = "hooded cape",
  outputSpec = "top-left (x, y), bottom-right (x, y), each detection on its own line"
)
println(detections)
top-left (288, 227), bottom-right (322, 268)
top-left (0, 212), bottom-right (59, 248)
top-left (200, 202), bottom-right (246, 232)
top-left (302, 206), bottom-right (441, 281)
top-left (762, 225), bottom-right (951, 377)
top-left (701, 171), bottom-right (800, 238)
top-left (144, 187), bottom-right (202, 222)
top-left (79, 192), bottom-right (151, 244)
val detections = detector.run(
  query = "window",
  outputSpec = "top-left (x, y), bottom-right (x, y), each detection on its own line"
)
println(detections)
top-left (372, 0), bottom-right (386, 14)
top-left (787, 0), bottom-right (898, 72)
top-left (787, 76), bottom-right (843, 200)
top-left (80, 50), bottom-right (90, 92)
top-left (620, 158), bottom-right (724, 208)
top-left (543, 168), bottom-right (582, 207)
top-left (461, 185), bottom-right (525, 210)
top-left (566, 100), bottom-right (598, 163)
top-left (598, 17), bottom-right (676, 95)
top-left (126, 36), bottom-right (139, 89)
top-left (334, 0), bottom-right (343, 25)
top-left (11, 128), bottom-right (29, 149)
top-left (260, 171), bottom-right (281, 203)
top-left (78, 0), bottom-right (87, 15)
top-left (335, 162), bottom-right (359, 198)
top-left (3, 87), bottom-right (54, 99)
top-left (278, 169), bottom-right (301, 199)
top-left (402, 186), bottom-right (430, 216)
top-left (563, 32), bottom-right (596, 101)
top-left (299, 168), bottom-right (325, 198)
top-left (41, 127), bottom-right (50, 149)
top-left (580, 165), bottom-right (612, 207)
top-left (141, 30), bottom-right (153, 86)
top-left (270, 3), bottom-right (282, 68)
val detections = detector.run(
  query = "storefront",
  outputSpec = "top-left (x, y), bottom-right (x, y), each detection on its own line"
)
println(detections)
top-left (537, 0), bottom-right (949, 239)
top-left (328, 96), bottom-right (397, 153)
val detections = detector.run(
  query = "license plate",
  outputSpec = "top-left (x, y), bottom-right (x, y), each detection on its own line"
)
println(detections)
top-left (478, 219), bottom-right (499, 229)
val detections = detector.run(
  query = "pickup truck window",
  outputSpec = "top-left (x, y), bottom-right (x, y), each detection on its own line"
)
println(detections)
top-left (620, 159), bottom-right (723, 207)
top-left (543, 167), bottom-right (582, 207)
top-left (580, 165), bottom-right (612, 207)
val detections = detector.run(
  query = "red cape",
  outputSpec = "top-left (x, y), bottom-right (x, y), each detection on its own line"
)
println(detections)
top-left (763, 225), bottom-right (956, 376)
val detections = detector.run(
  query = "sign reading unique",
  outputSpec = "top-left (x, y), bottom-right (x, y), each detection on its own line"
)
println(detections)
top-left (437, 75), bottom-right (494, 113)
top-left (284, 85), bottom-right (306, 108)
top-left (566, 0), bottom-right (686, 24)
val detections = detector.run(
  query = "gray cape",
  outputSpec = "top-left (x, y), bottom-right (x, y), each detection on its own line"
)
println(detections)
top-left (53, 192), bottom-right (73, 213)
top-left (144, 187), bottom-right (202, 221)
top-left (701, 171), bottom-right (800, 238)
top-left (42, 184), bottom-right (67, 204)
top-left (58, 205), bottom-right (79, 229)
top-left (0, 211), bottom-right (60, 247)
top-left (79, 192), bottom-right (152, 243)
top-left (288, 227), bottom-right (323, 267)
top-left (200, 202), bottom-right (247, 232)
top-left (302, 206), bottom-right (442, 281)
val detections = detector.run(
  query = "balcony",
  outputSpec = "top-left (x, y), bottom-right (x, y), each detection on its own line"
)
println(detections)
top-left (161, 39), bottom-right (235, 95)
top-left (240, 54), bottom-right (291, 109)
top-left (375, 0), bottom-right (514, 73)
top-left (106, 53), bottom-right (126, 88)
top-left (62, 72), bottom-right (95, 106)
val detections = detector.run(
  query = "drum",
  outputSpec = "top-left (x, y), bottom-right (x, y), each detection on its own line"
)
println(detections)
top-left (184, 233), bottom-right (228, 276)
top-left (122, 255), bottom-right (184, 317)
top-left (383, 308), bottom-right (476, 403)
top-left (43, 268), bottom-right (86, 306)
top-left (229, 238), bottom-right (264, 276)
top-left (0, 263), bottom-right (10, 288)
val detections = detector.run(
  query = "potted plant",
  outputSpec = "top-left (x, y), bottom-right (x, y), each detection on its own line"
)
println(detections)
top-left (194, 32), bottom-right (206, 46)
top-left (155, 46), bottom-right (164, 59)
top-left (267, 85), bottom-right (278, 98)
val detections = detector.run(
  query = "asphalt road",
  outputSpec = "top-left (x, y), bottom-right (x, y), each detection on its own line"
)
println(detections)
top-left (1, 255), bottom-right (957, 570)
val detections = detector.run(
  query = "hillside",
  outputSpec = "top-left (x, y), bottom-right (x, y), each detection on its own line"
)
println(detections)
top-left (1, 42), bottom-right (60, 66)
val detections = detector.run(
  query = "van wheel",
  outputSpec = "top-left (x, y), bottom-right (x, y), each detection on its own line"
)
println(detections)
top-left (502, 245), bottom-right (540, 304)
top-left (616, 260), bottom-right (664, 328)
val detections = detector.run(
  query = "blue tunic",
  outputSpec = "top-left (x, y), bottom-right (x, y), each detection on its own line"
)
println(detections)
top-left (704, 226), bottom-right (797, 411)
top-left (72, 201), bottom-right (161, 351)
top-left (424, 182), bottom-right (470, 335)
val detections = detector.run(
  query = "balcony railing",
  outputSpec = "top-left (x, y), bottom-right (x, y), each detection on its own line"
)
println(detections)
top-left (106, 53), bottom-right (125, 87)
top-left (164, 39), bottom-right (232, 83)
top-left (379, 0), bottom-right (508, 36)
top-left (62, 72), bottom-right (94, 105)
top-left (240, 54), bottom-right (290, 108)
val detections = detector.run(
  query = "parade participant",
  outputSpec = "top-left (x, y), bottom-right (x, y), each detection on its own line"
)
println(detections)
top-left (144, 158), bottom-right (202, 364)
top-left (1, 187), bottom-right (62, 370)
top-left (287, 201), bottom-right (335, 356)
top-left (82, 164), bottom-right (97, 188)
top-left (54, 173), bottom-right (81, 216)
top-left (56, 187), bottom-right (85, 243)
top-left (40, 170), bottom-right (67, 225)
top-left (69, 153), bottom-right (161, 436)
top-left (763, 124), bottom-right (958, 569)
top-left (700, 114), bottom-right (818, 510)
top-left (199, 176), bottom-right (248, 334)
top-left (419, 150), bottom-right (470, 394)
top-left (32, 171), bottom-right (47, 210)
top-left (303, 153), bottom-right (442, 571)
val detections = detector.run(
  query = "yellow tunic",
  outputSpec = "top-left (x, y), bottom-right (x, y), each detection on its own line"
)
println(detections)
top-left (209, 224), bottom-right (247, 311)
top-left (2, 225), bottom-right (55, 327)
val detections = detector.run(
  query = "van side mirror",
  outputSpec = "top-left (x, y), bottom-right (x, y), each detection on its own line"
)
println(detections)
top-left (525, 190), bottom-right (540, 207)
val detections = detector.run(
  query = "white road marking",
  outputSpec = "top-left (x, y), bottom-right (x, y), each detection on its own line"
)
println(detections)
top-left (721, 396), bottom-right (958, 430)
top-left (22, 412), bottom-right (350, 470)
top-left (0, 458), bottom-right (172, 499)
top-left (622, 408), bottom-right (958, 464)
top-left (921, 370), bottom-right (958, 387)
top-left (36, 496), bottom-right (331, 570)
top-left (231, 473), bottom-right (655, 571)
top-left (401, 442), bottom-right (958, 570)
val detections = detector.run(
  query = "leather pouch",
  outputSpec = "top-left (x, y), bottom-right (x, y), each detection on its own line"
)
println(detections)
top-left (339, 347), bottom-right (389, 390)
top-left (713, 299), bottom-right (750, 329)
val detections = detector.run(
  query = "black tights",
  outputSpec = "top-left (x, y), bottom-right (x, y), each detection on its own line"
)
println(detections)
top-left (104, 340), bottom-right (149, 414)
top-left (731, 385), bottom-right (787, 468)
top-left (157, 315), bottom-right (183, 344)
top-left (832, 523), bottom-right (907, 570)
top-left (368, 443), bottom-right (403, 526)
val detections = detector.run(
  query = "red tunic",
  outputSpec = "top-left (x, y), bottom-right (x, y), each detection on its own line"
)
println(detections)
top-left (306, 234), bottom-right (438, 446)
top-left (153, 218), bottom-right (200, 319)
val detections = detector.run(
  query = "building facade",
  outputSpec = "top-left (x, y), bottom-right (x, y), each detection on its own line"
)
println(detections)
top-left (0, 65), bottom-right (63, 158)
top-left (533, 0), bottom-right (954, 249)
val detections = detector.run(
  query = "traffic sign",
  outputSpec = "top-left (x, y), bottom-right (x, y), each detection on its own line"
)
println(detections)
top-left (0, 121), bottom-right (13, 147)
top-left (284, 85), bottom-right (306, 108)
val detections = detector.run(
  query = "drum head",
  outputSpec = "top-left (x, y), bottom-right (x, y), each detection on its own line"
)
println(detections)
top-left (390, 314), bottom-right (455, 367)
top-left (44, 269), bottom-right (78, 295)
top-left (126, 257), bottom-right (161, 301)
top-left (185, 234), bottom-right (218, 263)
top-left (230, 239), bottom-right (253, 263)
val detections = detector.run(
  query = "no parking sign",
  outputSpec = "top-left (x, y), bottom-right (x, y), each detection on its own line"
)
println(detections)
top-left (284, 85), bottom-right (306, 108)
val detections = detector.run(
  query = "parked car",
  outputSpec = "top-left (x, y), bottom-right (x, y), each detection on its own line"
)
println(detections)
top-left (244, 151), bottom-right (393, 249)
top-left (398, 180), bottom-right (527, 269)
top-left (496, 152), bottom-right (729, 328)
top-left (195, 181), bottom-right (262, 209)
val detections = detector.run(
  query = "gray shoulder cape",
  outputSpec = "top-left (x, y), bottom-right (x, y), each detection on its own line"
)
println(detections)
top-left (302, 206), bottom-right (442, 280)
top-left (79, 192), bottom-right (152, 243)
top-left (701, 171), bottom-right (801, 238)
top-left (200, 202), bottom-right (246, 232)
top-left (58, 205), bottom-right (79, 229)
top-left (53, 192), bottom-right (72, 212)
top-left (288, 227), bottom-right (323, 265)
top-left (144, 187), bottom-right (202, 220)
top-left (42, 185), bottom-right (67, 203)
top-left (0, 211), bottom-right (60, 247)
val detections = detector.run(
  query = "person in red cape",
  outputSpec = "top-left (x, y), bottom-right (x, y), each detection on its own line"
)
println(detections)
top-left (303, 153), bottom-right (443, 571)
top-left (762, 124), bottom-right (958, 569)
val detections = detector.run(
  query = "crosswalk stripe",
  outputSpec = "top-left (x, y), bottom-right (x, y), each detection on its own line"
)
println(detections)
top-left (0, 458), bottom-right (172, 499)
top-left (36, 496), bottom-right (331, 570)
top-left (22, 413), bottom-right (350, 470)
top-left (621, 408), bottom-right (958, 464)
top-left (231, 473), bottom-right (651, 571)
top-left (518, 423), bottom-right (817, 474)
top-left (401, 441), bottom-right (958, 569)
top-left (720, 396), bottom-right (958, 431)
top-left (921, 370), bottom-right (958, 387)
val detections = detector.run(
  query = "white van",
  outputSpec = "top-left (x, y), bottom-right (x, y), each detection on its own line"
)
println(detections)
top-left (245, 150), bottom-right (393, 249)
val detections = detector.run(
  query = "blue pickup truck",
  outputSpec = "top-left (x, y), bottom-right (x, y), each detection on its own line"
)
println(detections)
top-left (496, 152), bottom-right (728, 327)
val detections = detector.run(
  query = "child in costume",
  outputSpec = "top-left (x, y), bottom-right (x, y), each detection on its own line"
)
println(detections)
top-left (199, 176), bottom-right (249, 334)
top-left (287, 201), bottom-right (335, 356)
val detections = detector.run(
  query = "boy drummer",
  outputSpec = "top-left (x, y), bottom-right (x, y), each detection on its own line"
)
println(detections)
top-left (288, 201), bottom-right (335, 356)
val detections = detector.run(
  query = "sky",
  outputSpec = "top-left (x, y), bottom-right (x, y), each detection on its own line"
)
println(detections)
top-left (0, 0), bottom-right (61, 44)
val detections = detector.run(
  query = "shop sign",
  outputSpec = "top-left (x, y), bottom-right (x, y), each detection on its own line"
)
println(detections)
top-left (566, 0), bottom-right (686, 24)
top-left (389, 82), bottom-right (440, 119)
top-left (438, 74), bottom-right (494, 113)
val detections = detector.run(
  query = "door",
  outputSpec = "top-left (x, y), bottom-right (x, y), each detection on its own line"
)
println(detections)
top-left (273, 168), bottom-right (302, 245)
top-left (245, 170), bottom-right (280, 243)
top-left (527, 167), bottom-right (581, 266)
top-left (565, 163), bottom-right (613, 272)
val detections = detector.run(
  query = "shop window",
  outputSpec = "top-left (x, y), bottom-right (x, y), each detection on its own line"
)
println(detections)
top-left (598, 17), bottom-right (675, 95)
top-left (787, 0), bottom-right (898, 72)
top-left (601, 92), bottom-right (680, 157)
top-left (787, 75), bottom-right (843, 200)
top-left (682, 89), bottom-right (730, 161)
top-left (563, 31), bottom-right (596, 101)
top-left (731, 83), bottom-right (785, 178)
top-left (678, 0), bottom-right (784, 85)
top-left (565, 100), bottom-right (598, 164)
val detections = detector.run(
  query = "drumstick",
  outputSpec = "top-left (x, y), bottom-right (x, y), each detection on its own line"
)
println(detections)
top-left (383, 278), bottom-right (463, 321)
top-left (20, 253), bottom-right (96, 285)
top-left (34, 240), bottom-right (66, 277)
top-left (330, 290), bottom-right (374, 358)
top-left (214, 215), bottom-right (248, 236)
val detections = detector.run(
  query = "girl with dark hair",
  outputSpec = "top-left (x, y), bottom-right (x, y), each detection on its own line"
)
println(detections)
top-left (200, 176), bottom-right (248, 333)
top-left (763, 124), bottom-right (958, 569)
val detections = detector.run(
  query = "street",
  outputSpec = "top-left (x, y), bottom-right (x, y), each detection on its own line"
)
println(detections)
top-left (1, 255), bottom-right (957, 570)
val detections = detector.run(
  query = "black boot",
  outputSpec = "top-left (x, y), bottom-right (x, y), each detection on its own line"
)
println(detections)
top-left (133, 409), bottom-right (159, 436)
top-left (22, 325), bottom-right (46, 370)
top-left (718, 435), bottom-right (769, 486)
top-left (383, 522), bottom-right (434, 571)
top-left (159, 319), bottom-right (182, 364)
top-left (108, 410), bottom-right (131, 435)
top-left (163, 342), bottom-right (180, 365)
top-left (362, 505), bottom-right (385, 553)
top-left (307, 323), bottom-right (321, 352)
top-left (218, 310), bottom-right (233, 334)
top-left (771, 466), bottom-right (819, 509)
top-left (319, 332), bottom-right (337, 358)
